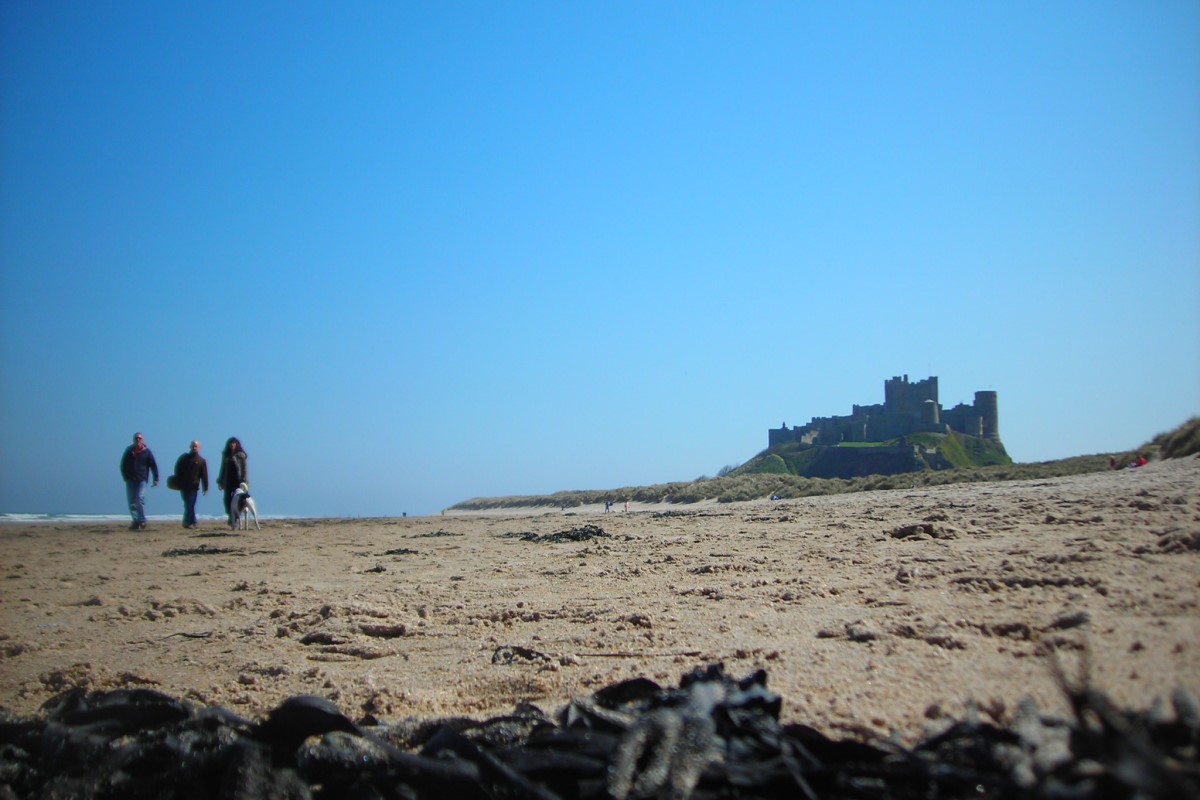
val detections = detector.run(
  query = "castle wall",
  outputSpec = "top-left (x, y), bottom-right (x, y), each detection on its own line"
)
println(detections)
top-left (804, 444), bottom-right (924, 479)
top-left (866, 414), bottom-right (947, 441)
top-left (942, 406), bottom-right (983, 437)
top-left (942, 401), bottom-right (980, 436)
top-left (770, 375), bottom-right (1001, 449)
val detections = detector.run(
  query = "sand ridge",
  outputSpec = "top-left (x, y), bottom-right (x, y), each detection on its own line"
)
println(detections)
top-left (1, 457), bottom-right (1197, 743)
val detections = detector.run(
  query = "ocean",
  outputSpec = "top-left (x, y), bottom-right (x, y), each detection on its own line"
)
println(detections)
top-left (0, 513), bottom-right (280, 523)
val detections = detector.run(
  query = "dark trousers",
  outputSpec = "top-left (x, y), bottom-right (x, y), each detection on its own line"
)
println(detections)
top-left (181, 489), bottom-right (199, 527)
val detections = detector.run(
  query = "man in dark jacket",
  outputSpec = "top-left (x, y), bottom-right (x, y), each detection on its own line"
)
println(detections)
top-left (173, 441), bottom-right (209, 529)
top-left (120, 432), bottom-right (159, 530)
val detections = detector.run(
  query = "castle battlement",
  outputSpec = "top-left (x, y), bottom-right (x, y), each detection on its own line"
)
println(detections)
top-left (770, 375), bottom-right (1001, 448)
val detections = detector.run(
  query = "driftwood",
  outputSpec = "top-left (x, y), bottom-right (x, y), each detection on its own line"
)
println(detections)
top-left (0, 663), bottom-right (1196, 799)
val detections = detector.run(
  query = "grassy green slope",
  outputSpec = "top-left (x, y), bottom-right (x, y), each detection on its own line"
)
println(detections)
top-left (745, 431), bottom-right (1010, 476)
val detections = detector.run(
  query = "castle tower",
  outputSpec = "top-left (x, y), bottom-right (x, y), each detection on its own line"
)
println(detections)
top-left (975, 391), bottom-right (999, 442)
top-left (922, 398), bottom-right (940, 425)
top-left (885, 375), bottom-right (939, 415)
top-left (884, 375), bottom-right (903, 410)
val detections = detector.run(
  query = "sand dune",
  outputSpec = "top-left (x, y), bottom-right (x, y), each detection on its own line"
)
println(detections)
top-left (2, 457), bottom-right (1197, 743)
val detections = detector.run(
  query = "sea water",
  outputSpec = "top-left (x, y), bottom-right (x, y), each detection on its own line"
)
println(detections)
top-left (0, 513), bottom-right (276, 523)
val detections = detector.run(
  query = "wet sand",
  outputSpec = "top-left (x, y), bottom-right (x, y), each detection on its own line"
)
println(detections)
top-left (2, 457), bottom-right (1197, 742)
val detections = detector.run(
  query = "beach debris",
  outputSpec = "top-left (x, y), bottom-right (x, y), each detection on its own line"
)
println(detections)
top-left (982, 621), bottom-right (1034, 640)
top-left (492, 644), bottom-right (554, 665)
top-left (162, 544), bottom-right (242, 557)
top-left (1045, 611), bottom-right (1090, 631)
top-left (0, 664), bottom-right (1196, 799)
top-left (518, 524), bottom-right (610, 543)
top-left (1043, 513), bottom-right (1105, 525)
top-left (745, 512), bottom-right (794, 523)
top-left (624, 613), bottom-right (653, 629)
top-left (359, 623), bottom-right (407, 639)
top-left (952, 574), bottom-right (1104, 592)
top-left (1134, 527), bottom-right (1200, 554)
top-left (887, 522), bottom-right (960, 539)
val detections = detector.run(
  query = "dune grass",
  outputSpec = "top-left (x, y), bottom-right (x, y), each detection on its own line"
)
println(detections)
top-left (448, 417), bottom-right (1198, 512)
top-left (448, 454), bottom-right (1114, 511)
top-left (1151, 416), bottom-right (1200, 460)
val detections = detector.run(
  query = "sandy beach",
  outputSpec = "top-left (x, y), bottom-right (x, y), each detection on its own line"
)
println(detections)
top-left (2, 457), bottom-right (1197, 744)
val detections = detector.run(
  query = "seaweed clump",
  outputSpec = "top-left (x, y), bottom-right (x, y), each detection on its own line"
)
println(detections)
top-left (0, 664), bottom-right (1196, 799)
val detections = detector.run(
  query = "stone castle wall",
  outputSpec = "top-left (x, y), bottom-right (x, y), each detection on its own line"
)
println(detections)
top-left (770, 375), bottom-right (1001, 448)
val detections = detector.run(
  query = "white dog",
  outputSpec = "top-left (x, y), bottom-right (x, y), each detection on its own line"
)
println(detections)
top-left (230, 482), bottom-right (260, 530)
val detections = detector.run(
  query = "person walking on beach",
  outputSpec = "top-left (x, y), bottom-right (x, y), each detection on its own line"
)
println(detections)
top-left (217, 437), bottom-right (248, 527)
top-left (119, 432), bottom-right (159, 530)
top-left (173, 440), bottom-right (209, 529)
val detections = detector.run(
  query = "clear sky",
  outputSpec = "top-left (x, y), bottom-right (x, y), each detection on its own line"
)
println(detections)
top-left (1, 2), bottom-right (1197, 518)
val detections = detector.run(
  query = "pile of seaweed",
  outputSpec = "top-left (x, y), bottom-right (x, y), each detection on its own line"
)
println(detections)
top-left (514, 524), bottom-right (611, 544)
top-left (1, 664), bottom-right (1197, 799)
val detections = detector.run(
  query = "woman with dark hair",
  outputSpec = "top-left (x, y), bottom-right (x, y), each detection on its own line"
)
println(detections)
top-left (217, 437), bottom-right (248, 527)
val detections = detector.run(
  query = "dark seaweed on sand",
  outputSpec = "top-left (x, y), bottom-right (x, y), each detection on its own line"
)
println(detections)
top-left (519, 524), bottom-right (611, 543)
top-left (0, 664), bottom-right (1196, 799)
top-left (161, 544), bottom-right (242, 557)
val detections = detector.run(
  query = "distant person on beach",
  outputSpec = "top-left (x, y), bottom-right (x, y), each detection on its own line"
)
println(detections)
top-left (217, 437), bottom-right (248, 526)
top-left (119, 432), bottom-right (159, 530)
top-left (173, 440), bottom-right (209, 529)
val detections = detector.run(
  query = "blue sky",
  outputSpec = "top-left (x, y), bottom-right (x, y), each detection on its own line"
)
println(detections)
top-left (2, 2), bottom-right (1197, 517)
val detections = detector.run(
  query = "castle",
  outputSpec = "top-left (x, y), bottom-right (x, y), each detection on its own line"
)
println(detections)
top-left (769, 375), bottom-right (1001, 448)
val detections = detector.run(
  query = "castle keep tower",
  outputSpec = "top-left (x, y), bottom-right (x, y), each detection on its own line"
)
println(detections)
top-left (884, 374), bottom-right (938, 415)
